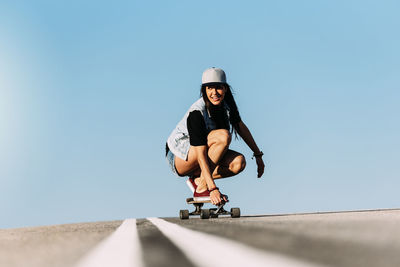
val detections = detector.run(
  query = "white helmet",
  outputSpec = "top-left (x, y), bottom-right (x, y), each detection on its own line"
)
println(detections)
top-left (202, 67), bottom-right (227, 85)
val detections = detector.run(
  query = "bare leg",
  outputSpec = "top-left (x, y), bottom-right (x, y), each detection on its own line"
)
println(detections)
top-left (194, 129), bottom-right (231, 191)
top-left (175, 129), bottom-right (231, 176)
top-left (195, 149), bottom-right (246, 192)
top-left (174, 129), bottom-right (246, 193)
top-left (207, 129), bottom-right (231, 167)
top-left (212, 150), bottom-right (246, 179)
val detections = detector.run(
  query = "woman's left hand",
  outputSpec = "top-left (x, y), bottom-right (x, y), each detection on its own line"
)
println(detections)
top-left (256, 157), bottom-right (265, 178)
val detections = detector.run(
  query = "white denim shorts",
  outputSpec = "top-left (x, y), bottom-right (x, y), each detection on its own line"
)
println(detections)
top-left (165, 144), bottom-right (184, 177)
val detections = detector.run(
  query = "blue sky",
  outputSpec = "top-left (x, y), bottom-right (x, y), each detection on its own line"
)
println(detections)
top-left (1, 0), bottom-right (399, 228)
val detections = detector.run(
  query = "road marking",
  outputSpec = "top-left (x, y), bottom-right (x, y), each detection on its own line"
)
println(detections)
top-left (148, 217), bottom-right (324, 267)
top-left (74, 219), bottom-right (143, 267)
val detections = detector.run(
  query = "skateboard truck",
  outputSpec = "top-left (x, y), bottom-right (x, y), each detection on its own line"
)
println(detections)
top-left (179, 197), bottom-right (240, 220)
top-left (214, 202), bottom-right (226, 214)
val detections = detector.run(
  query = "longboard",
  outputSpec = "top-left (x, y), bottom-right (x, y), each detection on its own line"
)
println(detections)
top-left (179, 197), bottom-right (240, 220)
top-left (186, 197), bottom-right (211, 204)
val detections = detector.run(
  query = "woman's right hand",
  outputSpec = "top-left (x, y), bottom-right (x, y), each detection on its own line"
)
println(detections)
top-left (210, 189), bottom-right (227, 205)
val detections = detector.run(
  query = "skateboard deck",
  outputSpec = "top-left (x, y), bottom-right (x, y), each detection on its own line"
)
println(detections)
top-left (179, 197), bottom-right (240, 220)
top-left (186, 197), bottom-right (211, 204)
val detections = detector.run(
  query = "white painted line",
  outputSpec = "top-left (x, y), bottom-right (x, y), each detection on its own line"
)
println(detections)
top-left (74, 219), bottom-right (143, 267)
top-left (148, 217), bottom-right (324, 267)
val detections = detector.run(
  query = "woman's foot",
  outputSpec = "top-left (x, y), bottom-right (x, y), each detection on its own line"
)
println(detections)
top-left (186, 177), bottom-right (208, 193)
top-left (187, 177), bottom-right (212, 201)
top-left (194, 177), bottom-right (208, 193)
top-left (193, 189), bottom-right (211, 202)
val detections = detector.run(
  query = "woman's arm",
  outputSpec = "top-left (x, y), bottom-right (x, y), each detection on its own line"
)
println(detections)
top-left (193, 145), bottom-right (226, 205)
top-left (237, 121), bottom-right (265, 178)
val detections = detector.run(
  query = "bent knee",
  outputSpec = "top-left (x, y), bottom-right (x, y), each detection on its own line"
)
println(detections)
top-left (208, 129), bottom-right (231, 147)
top-left (231, 154), bottom-right (246, 174)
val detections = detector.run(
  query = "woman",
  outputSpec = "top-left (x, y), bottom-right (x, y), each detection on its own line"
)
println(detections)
top-left (166, 67), bottom-right (265, 206)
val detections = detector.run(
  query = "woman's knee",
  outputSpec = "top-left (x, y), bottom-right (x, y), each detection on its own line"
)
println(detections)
top-left (208, 129), bottom-right (232, 147)
top-left (231, 154), bottom-right (246, 174)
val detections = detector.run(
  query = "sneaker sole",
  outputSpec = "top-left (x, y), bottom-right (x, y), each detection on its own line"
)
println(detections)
top-left (193, 196), bottom-right (211, 202)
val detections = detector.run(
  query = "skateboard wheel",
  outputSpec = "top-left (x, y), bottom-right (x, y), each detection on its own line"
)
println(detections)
top-left (230, 208), bottom-right (240, 218)
top-left (180, 209), bottom-right (189, 220)
top-left (200, 209), bottom-right (210, 219)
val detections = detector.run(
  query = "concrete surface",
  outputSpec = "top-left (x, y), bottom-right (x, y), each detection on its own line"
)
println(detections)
top-left (167, 209), bottom-right (400, 267)
top-left (1, 209), bottom-right (400, 267)
top-left (0, 220), bottom-right (122, 267)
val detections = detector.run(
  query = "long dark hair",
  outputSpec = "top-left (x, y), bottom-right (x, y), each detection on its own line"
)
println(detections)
top-left (200, 83), bottom-right (241, 139)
